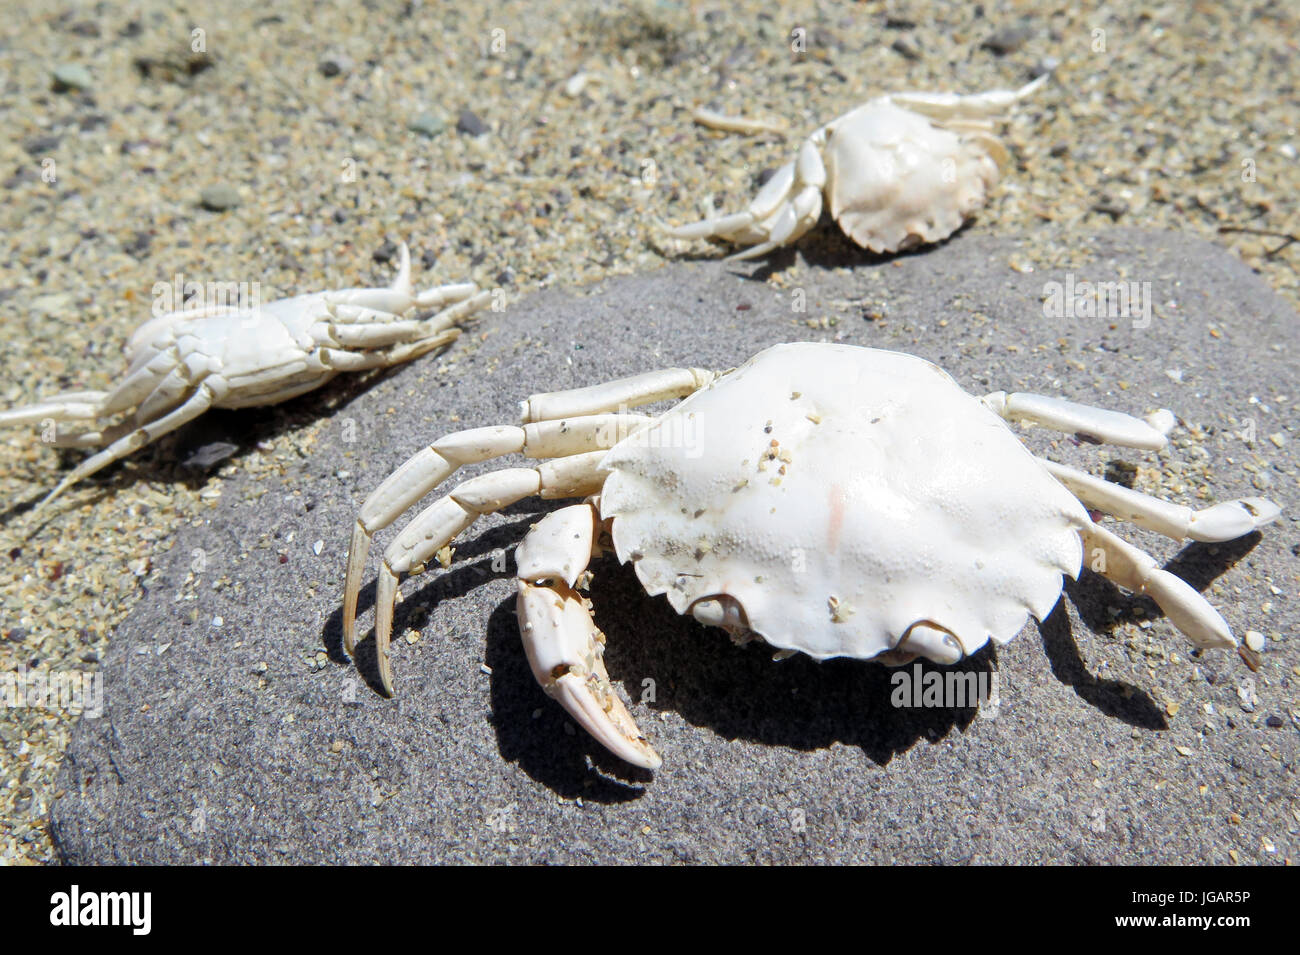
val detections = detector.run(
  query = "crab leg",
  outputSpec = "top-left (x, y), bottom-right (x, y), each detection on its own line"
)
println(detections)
top-left (343, 413), bottom-right (652, 650)
top-left (362, 451), bottom-right (609, 694)
top-left (519, 366), bottom-right (715, 422)
top-left (1077, 520), bottom-right (1236, 650)
top-left (890, 74), bottom-right (1048, 122)
top-left (516, 503), bottom-right (661, 769)
top-left (657, 139), bottom-right (826, 260)
top-left (316, 332), bottom-right (461, 373)
top-left (321, 242), bottom-right (481, 317)
top-left (983, 391), bottom-right (1174, 450)
top-left (38, 380), bottom-right (224, 508)
top-left (1042, 459), bottom-right (1281, 543)
top-left (0, 391), bottom-right (110, 428)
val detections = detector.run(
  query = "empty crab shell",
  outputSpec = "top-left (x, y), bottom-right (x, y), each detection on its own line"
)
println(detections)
top-left (660, 75), bottom-right (1048, 258)
top-left (343, 342), bottom-right (1281, 769)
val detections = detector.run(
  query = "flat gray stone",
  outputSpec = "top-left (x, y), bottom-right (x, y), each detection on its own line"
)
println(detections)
top-left (50, 230), bottom-right (1298, 864)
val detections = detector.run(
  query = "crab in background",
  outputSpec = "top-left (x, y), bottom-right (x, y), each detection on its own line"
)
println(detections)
top-left (340, 342), bottom-right (1279, 769)
top-left (660, 75), bottom-right (1047, 258)
top-left (1, 243), bottom-right (490, 507)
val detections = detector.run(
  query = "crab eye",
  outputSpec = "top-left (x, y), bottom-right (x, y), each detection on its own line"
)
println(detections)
top-left (689, 594), bottom-right (750, 632)
top-left (897, 621), bottom-right (965, 665)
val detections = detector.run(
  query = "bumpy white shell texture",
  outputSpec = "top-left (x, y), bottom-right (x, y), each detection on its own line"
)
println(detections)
top-left (601, 343), bottom-right (1088, 661)
top-left (822, 101), bottom-right (1000, 254)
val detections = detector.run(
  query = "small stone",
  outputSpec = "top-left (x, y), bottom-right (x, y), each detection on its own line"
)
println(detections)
top-left (1236, 678), bottom-right (1258, 712)
top-left (372, 241), bottom-right (398, 264)
top-left (123, 231), bottom-right (152, 258)
top-left (890, 36), bottom-right (921, 60)
top-left (52, 63), bottom-right (94, 92)
top-left (199, 184), bottom-right (241, 211)
top-left (1265, 715), bottom-right (1284, 728)
top-left (312, 540), bottom-right (324, 556)
top-left (982, 24), bottom-right (1034, 56)
top-left (183, 441), bottom-right (239, 470)
top-left (407, 112), bottom-right (446, 138)
top-left (1033, 56), bottom-right (1060, 78)
top-left (318, 54), bottom-right (353, 77)
top-left (563, 73), bottom-right (589, 97)
top-left (23, 134), bottom-right (60, 156)
top-left (457, 110), bottom-right (488, 137)
top-left (1243, 630), bottom-right (1265, 652)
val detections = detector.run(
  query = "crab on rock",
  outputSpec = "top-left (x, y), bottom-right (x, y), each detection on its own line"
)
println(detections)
top-left (660, 75), bottom-right (1048, 258)
top-left (0, 244), bottom-right (489, 506)
top-left (341, 343), bottom-right (1280, 769)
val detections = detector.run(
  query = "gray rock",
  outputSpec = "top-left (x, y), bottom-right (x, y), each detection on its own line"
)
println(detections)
top-left (318, 54), bottom-right (353, 78)
top-left (982, 23), bottom-right (1035, 56)
top-left (457, 109), bottom-right (488, 137)
top-left (50, 231), bottom-right (1299, 864)
top-left (51, 63), bottom-right (93, 92)
top-left (408, 112), bottom-right (446, 138)
top-left (199, 184), bottom-right (240, 211)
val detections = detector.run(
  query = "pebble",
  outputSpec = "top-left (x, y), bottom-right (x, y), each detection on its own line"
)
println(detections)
top-left (1243, 630), bottom-right (1265, 652)
top-left (981, 23), bottom-right (1034, 55)
top-left (456, 110), bottom-right (489, 137)
top-left (890, 36), bottom-right (921, 61)
top-left (407, 112), bottom-right (446, 138)
top-left (199, 184), bottom-right (241, 211)
top-left (318, 54), bottom-right (353, 77)
top-left (51, 63), bottom-right (93, 92)
top-left (183, 442), bottom-right (239, 470)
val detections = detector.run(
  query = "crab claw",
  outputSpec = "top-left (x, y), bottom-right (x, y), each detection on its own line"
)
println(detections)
top-left (517, 580), bottom-right (661, 770)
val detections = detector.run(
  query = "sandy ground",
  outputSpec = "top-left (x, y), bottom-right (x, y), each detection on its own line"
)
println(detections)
top-left (1, 1), bottom-right (1297, 863)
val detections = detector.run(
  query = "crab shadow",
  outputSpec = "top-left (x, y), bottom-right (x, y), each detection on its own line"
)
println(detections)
top-left (1045, 531), bottom-right (1266, 726)
top-left (0, 358), bottom-right (428, 533)
top-left (649, 209), bottom-right (973, 282)
top-left (319, 517), bottom-right (1267, 803)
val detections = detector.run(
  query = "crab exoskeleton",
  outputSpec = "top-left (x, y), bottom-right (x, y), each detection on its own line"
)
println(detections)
top-left (341, 343), bottom-right (1280, 769)
top-left (0, 243), bottom-right (490, 507)
top-left (660, 75), bottom-right (1047, 258)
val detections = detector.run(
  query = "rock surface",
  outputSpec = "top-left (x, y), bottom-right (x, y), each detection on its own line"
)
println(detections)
top-left (51, 231), bottom-right (1298, 864)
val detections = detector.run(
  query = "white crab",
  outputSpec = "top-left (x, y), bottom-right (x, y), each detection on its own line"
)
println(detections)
top-left (0, 243), bottom-right (489, 507)
top-left (341, 343), bottom-right (1280, 769)
top-left (660, 75), bottom-right (1047, 259)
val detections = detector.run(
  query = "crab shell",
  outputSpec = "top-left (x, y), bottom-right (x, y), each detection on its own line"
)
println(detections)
top-left (599, 343), bottom-right (1089, 661)
top-left (821, 100), bottom-right (1001, 254)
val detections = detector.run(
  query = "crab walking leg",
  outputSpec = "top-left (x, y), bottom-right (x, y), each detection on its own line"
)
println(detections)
top-left (320, 242), bottom-right (482, 318)
top-left (692, 106), bottom-right (787, 136)
top-left (658, 139), bottom-right (826, 258)
top-left (520, 366), bottom-right (716, 423)
top-left (1041, 459), bottom-right (1282, 543)
top-left (0, 391), bottom-right (111, 428)
top-left (327, 290), bottom-right (492, 343)
top-left (1077, 520), bottom-right (1236, 650)
top-left (315, 331), bottom-right (462, 374)
top-left (365, 451), bottom-right (609, 694)
top-left (515, 504), bottom-right (661, 769)
top-left (890, 74), bottom-right (1049, 122)
top-left (0, 342), bottom-right (180, 430)
top-left (343, 414), bottom-right (652, 650)
top-left (38, 381), bottom-right (223, 509)
top-left (983, 391), bottom-right (1175, 450)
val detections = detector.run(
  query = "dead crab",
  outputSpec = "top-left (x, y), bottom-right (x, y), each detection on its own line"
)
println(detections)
top-left (341, 343), bottom-right (1280, 769)
top-left (660, 76), bottom-right (1047, 258)
top-left (0, 243), bottom-right (489, 507)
